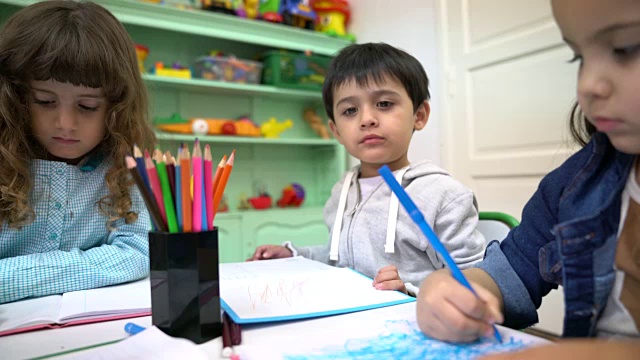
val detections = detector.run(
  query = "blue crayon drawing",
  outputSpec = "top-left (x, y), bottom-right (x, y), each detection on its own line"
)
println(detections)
top-left (283, 320), bottom-right (528, 360)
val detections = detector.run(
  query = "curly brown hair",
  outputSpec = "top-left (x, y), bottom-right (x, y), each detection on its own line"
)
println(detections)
top-left (568, 101), bottom-right (597, 147)
top-left (0, 1), bottom-right (155, 229)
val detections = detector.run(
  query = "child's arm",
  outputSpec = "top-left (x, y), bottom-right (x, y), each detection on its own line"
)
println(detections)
top-left (0, 188), bottom-right (150, 304)
top-left (434, 191), bottom-right (486, 268)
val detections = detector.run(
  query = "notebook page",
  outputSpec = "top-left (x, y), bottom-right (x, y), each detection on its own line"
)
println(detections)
top-left (69, 326), bottom-right (208, 360)
top-left (220, 256), bottom-right (334, 281)
top-left (58, 278), bottom-right (150, 322)
top-left (0, 295), bottom-right (62, 334)
top-left (221, 262), bottom-right (412, 323)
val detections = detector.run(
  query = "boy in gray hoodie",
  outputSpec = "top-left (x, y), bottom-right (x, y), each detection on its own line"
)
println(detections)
top-left (248, 43), bottom-right (485, 296)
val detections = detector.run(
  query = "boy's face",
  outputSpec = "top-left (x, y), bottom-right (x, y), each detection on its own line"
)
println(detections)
top-left (29, 80), bottom-right (107, 165)
top-left (329, 76), bottom-right (429, 178)
top-left (553, 0), bottom-right (640, 154)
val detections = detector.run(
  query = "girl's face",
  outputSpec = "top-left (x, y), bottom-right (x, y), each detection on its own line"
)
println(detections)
top-left (29, 80), bottom-right (108, 164)
top-left (553, 0), bottom-right (640, 154)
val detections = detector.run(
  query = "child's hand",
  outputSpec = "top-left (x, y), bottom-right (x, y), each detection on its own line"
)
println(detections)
top-left (417, 270), bottom-right (503, 342)
top-left (372, 265), bottom-right (407, 294)
top-left (246, 245), bottom-right (293, 261)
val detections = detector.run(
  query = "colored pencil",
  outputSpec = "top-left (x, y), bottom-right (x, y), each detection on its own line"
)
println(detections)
top-left (212, 155), bottom-right (227, 201)
top-left (154, 150), bottom-right (179, 233)
top-left (180, 147), bottom-right (192, 233)
top-left (192, 140), bottom-right (203, 232)
top-left (145, 151), bottom-right (167, 226)
top-left (204, 145), bottom-right (214, 231)
top-left (133, 145), bottom-right (151, 192)
top-left (213, 150), bottom-right (235, 222)
top-left (175, 147), bottom-right (183, 232)
top-left (165, 151), bottom-right (176, 198)
top-left (125, 156), bottom-right (167, 232)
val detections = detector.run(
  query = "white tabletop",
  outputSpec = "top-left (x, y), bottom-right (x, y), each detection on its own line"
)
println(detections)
top-left (1, 302), bottom-right (550, 360)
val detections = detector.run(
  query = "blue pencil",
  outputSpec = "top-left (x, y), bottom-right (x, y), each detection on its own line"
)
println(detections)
top-left (133, 145), bottom-right (151, 192)
top-left (201, 172), bottom-right (208, 231)
top-left (378, 165), bottom-right (502, 343)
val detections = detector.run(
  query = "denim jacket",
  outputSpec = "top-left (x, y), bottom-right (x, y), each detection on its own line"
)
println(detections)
top-left (477, 132), bottom-right (635, 337)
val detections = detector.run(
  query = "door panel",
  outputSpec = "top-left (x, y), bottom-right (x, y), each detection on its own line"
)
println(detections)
top-left (439, 0), bottom-right (576, 335)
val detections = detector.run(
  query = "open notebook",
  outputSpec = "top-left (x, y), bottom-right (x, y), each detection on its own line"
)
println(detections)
top-left (220, 257), bottom-right (415, 324)
top-left (0, 278), bottom-right (150, 336)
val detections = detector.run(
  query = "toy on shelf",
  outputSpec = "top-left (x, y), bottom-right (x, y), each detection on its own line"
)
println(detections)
top-left (237, 193), bottom-right (251, 210)
top-left (149, 62), bottom-right (192, 79)
top-left (277, 183), bottom-right (305, 208)
top-left (155, 114), bottom-right (262, 137)
top-left (281, 0), bottom-right (316, 30)
top-left (310, 0), bottom-right (355, 41)
top-left (194, 55), bottom-right (263, 84)
top-left (248, 186), bottom-right (272, 210)
top-left (258, 0), bottom-right (315, 29)
top-left (135, 44), bottom-right (149, 73)
top-left (303, 108), bottom-right (331, 139)
top-left (262, 50), bottom-right (330, 90)
top-left (258, 0), bottom-right (282, 22)
top-left (243, 0), bottom-right (260, 18)
top-left (201, 0), bottom-right (236, 14)
top-left (260, 117), bottom-right (293, 138)
top-left (217, 195), bottom-right (229, 213)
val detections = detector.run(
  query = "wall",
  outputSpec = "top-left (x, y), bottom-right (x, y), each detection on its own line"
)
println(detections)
top-left (346, 0), bottom-right (443, 168)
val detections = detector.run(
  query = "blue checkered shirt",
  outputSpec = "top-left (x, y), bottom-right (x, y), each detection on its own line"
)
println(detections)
top-left (0, 155), bottom-right (150, 304)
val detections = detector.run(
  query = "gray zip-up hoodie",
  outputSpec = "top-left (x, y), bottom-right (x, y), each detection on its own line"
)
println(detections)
top-left (291, 160), bottom-right (485, 294)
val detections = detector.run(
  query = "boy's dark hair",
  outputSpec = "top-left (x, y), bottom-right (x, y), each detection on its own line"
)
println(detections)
top-left (322, 42), bottom-right (430, 121)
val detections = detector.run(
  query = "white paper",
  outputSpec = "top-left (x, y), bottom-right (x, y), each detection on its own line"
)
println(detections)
top-left (58, 278), bottom-right (151, 322)
top-left (69, 326), bottom-right (209, 360)
top-left (220, 257), bottom-right (413, 322)
top-left (237, 302), bottom-right (551, 360)
top-left (0, 295), bottom-right (61, 333)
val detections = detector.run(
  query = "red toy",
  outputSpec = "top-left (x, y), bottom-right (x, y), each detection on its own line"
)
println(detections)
top-left (277, 183), bottom-right (305, 207)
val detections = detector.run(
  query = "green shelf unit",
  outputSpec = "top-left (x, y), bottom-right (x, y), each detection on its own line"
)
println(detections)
top-left (215, 206), bottom-right (330, 263)
top-left (0, 0), bottom-right (350, 56)
top-left (0, 0), bottom-right (349, 263)
top-left (155, 131), bottom-right (339, 146)
top-left (143, 74), bottom-right (322, 100)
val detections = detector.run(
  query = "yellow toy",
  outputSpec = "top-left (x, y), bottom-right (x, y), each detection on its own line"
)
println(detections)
top-left (310, 0), bottom-right (355, 41)
top-left (260, 118), bottom-right (293, 138)
top-left (244, 0), bottom-right (259, 19)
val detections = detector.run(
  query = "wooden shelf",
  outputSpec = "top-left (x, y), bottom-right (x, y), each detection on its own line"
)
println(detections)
top-left (0, 0), bottom-right (350, 56)
top-left (155, 131), bottom-right (339, 146)
top-left (143, 74), bottom-right (322, 100)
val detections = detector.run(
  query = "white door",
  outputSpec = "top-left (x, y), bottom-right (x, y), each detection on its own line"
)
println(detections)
top-left (438, 0), bottom-right (580, 336)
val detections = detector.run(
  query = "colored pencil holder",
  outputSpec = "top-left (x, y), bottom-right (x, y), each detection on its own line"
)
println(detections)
top-left (149, 228), bottom-right (221, 344)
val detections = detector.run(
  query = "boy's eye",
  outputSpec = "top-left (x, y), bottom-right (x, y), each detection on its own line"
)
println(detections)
top-left (343, 107), bottom-right (357, 116)
top-left (377, 101), bottom-right (393, 108)
top-left (613, 44), bottom-right (640, 59)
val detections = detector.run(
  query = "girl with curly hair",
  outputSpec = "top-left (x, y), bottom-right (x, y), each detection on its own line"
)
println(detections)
top-left (0, 1), bottom-right (155, 304)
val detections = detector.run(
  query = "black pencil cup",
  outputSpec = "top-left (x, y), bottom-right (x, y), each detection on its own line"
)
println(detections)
top-left (149, 228), bottom-right (222, 344)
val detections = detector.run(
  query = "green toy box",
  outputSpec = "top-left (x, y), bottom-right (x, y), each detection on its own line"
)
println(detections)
top-left (261, 50), bottom-right (332, 90)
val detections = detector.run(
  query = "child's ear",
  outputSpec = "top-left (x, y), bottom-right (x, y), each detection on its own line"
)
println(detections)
top-left (329, 120), bottom-right (344, 144)
top-left (414, 101), bottom-right (430, 131)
